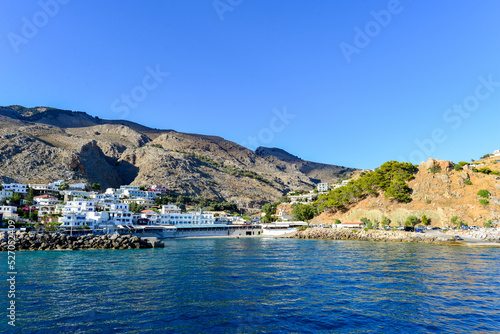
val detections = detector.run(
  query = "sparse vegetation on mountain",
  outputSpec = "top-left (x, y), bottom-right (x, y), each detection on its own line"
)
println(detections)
top-left (477, 190), bottom-right (490, 198)
top-left (429, 164), bottom-right (442, 174)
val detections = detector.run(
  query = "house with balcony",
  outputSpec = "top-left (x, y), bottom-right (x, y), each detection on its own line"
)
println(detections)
top-left (34, 194), bottom-right (61, 207)
top-left (2, 183), bottom-right (28, 194)
top-left (0, 206), bottom-right (18, 221)
top-left (317, 183), bottom-right (329, 192)
top-left (0, 190), bottom-right (13, 202)
top-left (123, 197), bottom-right (155, 209)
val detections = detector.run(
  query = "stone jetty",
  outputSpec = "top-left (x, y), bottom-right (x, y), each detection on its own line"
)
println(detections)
top-left (1, 231), bottom-right (164, 251)
top-left (293, 228), bottom-right (451, 244)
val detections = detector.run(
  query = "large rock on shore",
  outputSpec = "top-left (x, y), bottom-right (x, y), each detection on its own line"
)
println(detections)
top-left (293, 228), bottom-right (450, 244)
top-left (0, 231), bottom-right (164, 251)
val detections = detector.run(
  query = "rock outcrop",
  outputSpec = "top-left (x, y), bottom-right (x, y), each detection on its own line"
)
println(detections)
top-left (312, 159), bottom-right (500, 227)
top-left (294, 228), bottom-right (451, 243)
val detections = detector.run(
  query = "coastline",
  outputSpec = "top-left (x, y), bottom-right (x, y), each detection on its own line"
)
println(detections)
top-left (291, 228), bottom-right (500, 247)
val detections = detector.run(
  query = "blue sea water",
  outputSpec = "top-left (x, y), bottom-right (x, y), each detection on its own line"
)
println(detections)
top-left (2, 238), bottom-right (500, 333)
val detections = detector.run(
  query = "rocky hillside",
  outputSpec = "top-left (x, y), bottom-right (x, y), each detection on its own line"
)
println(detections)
top-left (312, 159), bottom-right (500, 227)
top-left (0, 105), bottom-right (355, 210)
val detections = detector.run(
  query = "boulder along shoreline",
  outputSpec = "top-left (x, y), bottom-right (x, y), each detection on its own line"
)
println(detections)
top-left (1, 231), bottom-right (164, 251)
top-left (292, 228), bottom-right (461, 245)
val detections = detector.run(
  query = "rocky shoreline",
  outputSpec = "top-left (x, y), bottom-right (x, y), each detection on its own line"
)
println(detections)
top-left (1, 231), bottom-right (164, 251)
top-left (293, 228), bottom-right (456, 244)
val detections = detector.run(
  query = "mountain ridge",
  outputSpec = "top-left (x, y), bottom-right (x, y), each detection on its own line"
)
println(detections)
top-left (0, 105), bottom-right (356, 209)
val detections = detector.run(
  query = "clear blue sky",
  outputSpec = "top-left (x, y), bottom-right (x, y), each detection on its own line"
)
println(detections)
top-left (1, 0), bottom-right (499, 169)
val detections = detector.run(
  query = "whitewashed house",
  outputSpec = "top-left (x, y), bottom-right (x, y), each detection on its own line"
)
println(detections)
top-left (0, 190), bottom-right (13, 202)
top-left (2, 183), bottom-right (28, 194)
top-left (34, 194), bottom-right (61, 206)
top-left (317, 183), bottom-right (329, 192)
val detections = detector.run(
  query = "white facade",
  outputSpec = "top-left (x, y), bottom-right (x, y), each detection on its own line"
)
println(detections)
top-left (0, 190), bottom-right (13, 201)
top-left (289, 193), bottom-right (315, 204)
top-left (317, 183), bottom-right (329, 192)
top-left (161, 205), bottom-right (182, 214)
top-left (29, 184), bottom-right (59, 192)
top-left (34, 195), bottom-right (61, 206)
top-left (58, 200), bottom-right (96, 214)
top-left (159, 210), bottom-right (215, 225)
top-left (0, 206), bottom-right (17, 214)
top-left (49, 180), bottom-right (64, 187)
top-left (63, 190), bottom-right (94, 199)
top-left (150, 185), bottom-right (168, 194)
top-left (108, 204), bottom-right (133, 225)
top-left (2, 183), bottom-right (27, 194)
top-left (123, 198), bottom-right (155, 209)
top-left (0, 206), bottom-right (19, 221)
top-left (68, 183), bottom-right (86, 190)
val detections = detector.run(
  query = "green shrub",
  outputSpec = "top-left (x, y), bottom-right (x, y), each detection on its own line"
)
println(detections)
top-left (429, 164), bottom-right (442, 174)
top-left (485, 220), bottom-right (492, 228)
top-left (458, 161), bottom-right (469, 166)
top-left (454, 164), bottom-right (463, 171)
top-left (426, 199), bottom-right (432, 204)
top-left (464, 179), bottom-right (472, 185)
top-left (477, 190), bottom-right (490, 198)
top-left (479, 199), bottom-right (489, 206)
top-left (334, 219), bottom-right (341, 224)
top-left (405, 215), bottom-right (419, 227)
top-left (421, 214), bottom-right (430, 226)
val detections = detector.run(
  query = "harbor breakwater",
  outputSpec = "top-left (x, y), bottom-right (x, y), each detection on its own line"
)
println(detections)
top-left (293, 228), bottom-right (452, 244)
top-left (1, 231), bottom-right (164, 251)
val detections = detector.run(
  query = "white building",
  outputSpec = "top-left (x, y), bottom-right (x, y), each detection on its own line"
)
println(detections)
top-left (161, 205), bottom-right (182, 214)
top-left (149, 185), bottom-right (168, 195)
top-left (0, 190), bottom-right (13, 202)
top-left (107, 203), bottom-right (133, 226)
top-left (58, 200), bottom-right (96, 214)
top-left (34, 195), bottom-right (61, 206)
top-left (158, 206), bottom-right (215, 225)
top-left (29, 184), bottom-right (59, 193)
top-left (2, 183), bottom-right (28, 194)
top-left (68, 183), bottom-right (86, 190)
top-left (123, 197), bottom-right (155, 209)
top-left (62, 190), bottom-right (94, 200)
top-left (289, 193), bottom-right (315, 204)
top-left (117, 186), bottom-right (156, 200)
top-left (49, 180), bottom-right (65, 187)
top-left (57, 200), bottom-right (98, 229)
top-left (317, 183), bottom-right (329, 192)
top-left (0, 206), bottom-right (18, 220)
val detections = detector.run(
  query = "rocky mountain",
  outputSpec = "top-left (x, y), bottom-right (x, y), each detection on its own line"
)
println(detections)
top-left (312, 158), bottom-right (500, 227)
top-left (0, 105), bottom-right (356, 210)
